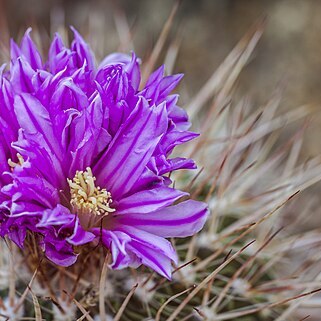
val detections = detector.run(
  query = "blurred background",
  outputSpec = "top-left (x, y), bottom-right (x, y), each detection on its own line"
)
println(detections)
top-left (0, 0), bottom-right (318, 151)
top-left (1, 0), bottom-right (321, 156)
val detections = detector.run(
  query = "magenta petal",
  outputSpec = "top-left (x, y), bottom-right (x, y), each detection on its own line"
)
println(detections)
top-left (0, 143), bottom-right (9, 179)
top-left (160, 130), bottom-right (199, 154)
top-left (3, 162), bottom-right (60, 213)
top-left (116, 186), bottom-right (187, 214)
top-left (68, 92), bottom-right (111, 170)
top-left (94, 97), bottom-right (167, 199)
top-left (116, 226), bottom-right (177, 261)
top-left (158, 74), bottom-right (184, 100)
top-left (14, 93), bottom-right (63, 159)
top-left (67, 220), bottom-right (95, 246)
top-left (12, 135), bottom-right (65, 189)
top-left (126, 241), bottom-right (174, 279)
top-left (8, 227), bottom-right (26, 248)
top-left (101, 229), bottom-right (133, 270)
top-left (98, 52), bottom-right (131, 69)
top-left (70, 26), bottom-right (95, 71)
top-left (145, 65), bottom-right (165, 87)
top-left (114, 225), bottom-right (177, 278)
top-left (37, 205), bottom-right (73, 228)
top-left (48, 34), bottom-right (74, 74)
top-left (10, 40), bottom-right (21, 62)
top-left (115, 200), bottom-right (209, 238)
top-left (44, 242), bottom-right (78, 266)
top-left (124, 52), bottom-right (141, 91)
top-left (11, 58), bottom-right (36, 93)
top-left (156, 156), bottom-right (196, 175)
top-left (166, 94), bottom-right (189, 125)
top-left (48, 33), bottom-right (65, 60)
top-left (20, 28), bottom-right (43, 70)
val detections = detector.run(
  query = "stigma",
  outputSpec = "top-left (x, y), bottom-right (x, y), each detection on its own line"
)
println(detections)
top-left (67, 167), bottom-right (115, 219)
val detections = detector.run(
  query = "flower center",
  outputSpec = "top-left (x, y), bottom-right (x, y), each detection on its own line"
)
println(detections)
top-left (67, 167), bottom-right (115, 218)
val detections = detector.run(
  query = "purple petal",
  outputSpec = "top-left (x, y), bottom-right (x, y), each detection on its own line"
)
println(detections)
top-left (127, 167), bottom-right (163, 194)
top-left (37, 205), bottom-right (74, 228)
top-left (126, 241), bottom-right (174, 279)
top-left (166, 94), bottom-right (190, 129)
top-left (115, 200), bottom-right (209, 238)
top-left (99, 229), bottom-right (134, 269)
top-left (116, 226), bottom-right (177, 263)
top-left (7, 226), bottom-right (26, 248)
top-left (116, 186), bottom-right (187, 214)
top-left (67, 93), bottom-right (111, 174)
top-left (48, 33), bottom-right (66, 72)
top-left (98, 52), bottom-right (131, 68)
top-left (67, 219), bottom-right (95, 246)
top-left (10, 58), bottom-right (36, 93)
top-left (70, 26), bottom-right (95, 71)
top-left (44, 241), bottom-right (77, 266)
top-left (124, 52), bottom-right (141, 91)
top-left (158, 74), bottom-right (183, 101)
top-left (145, 65), bottom-right (165, 87)
top-left (14, 93), bottom-right (63, 158)
top-left (159, 129), bottom-right (199, 154)
top-left (20, 28), bottom-right (43, 70)
top-left (12, 133), bottom-right (65, 189)
top-left (0, 141), bottom-right (10, 178)
top-left (94, 97), bottom-right (167, 199)
top-left (3, 162), bottom-right (60, 213)
top-left (156, 156), bottom-right (196, 175)
top-left (115, 225), bottom-right (177, 279)
top-left (10, 40), bottom-right (21, 62)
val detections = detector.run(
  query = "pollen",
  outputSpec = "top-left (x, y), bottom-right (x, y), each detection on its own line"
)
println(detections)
top-left (67, 167), bottom-right (115, 217)
top-left (8, 153), bottom-right (24, 169)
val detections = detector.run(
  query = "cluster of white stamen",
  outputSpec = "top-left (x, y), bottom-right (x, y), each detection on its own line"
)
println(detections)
top-left (67, 167), bottom-right (115, 217)
top-left (8, 153), bottom-right (24, 169)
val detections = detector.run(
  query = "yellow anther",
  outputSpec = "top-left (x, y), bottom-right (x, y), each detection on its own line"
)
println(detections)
top-left (67, 167), bottom-right (115, 217)
top-left (8, 153), bottom-right (24, 169)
